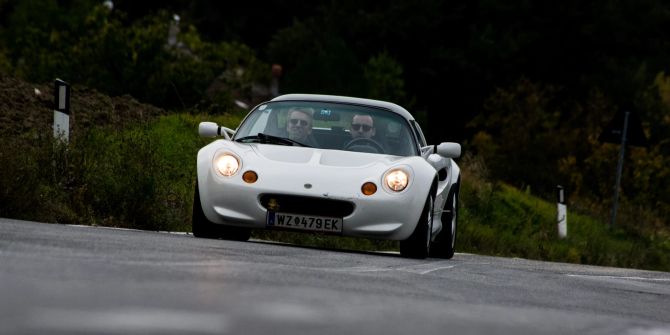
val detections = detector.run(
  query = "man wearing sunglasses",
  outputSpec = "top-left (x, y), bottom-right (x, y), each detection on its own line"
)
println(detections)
top-left (286, 107), bottom-right (317, 146)
top-left (345, 114), bottom-right (387, 154)
top-left (350, 114), bottom-right (376, 139)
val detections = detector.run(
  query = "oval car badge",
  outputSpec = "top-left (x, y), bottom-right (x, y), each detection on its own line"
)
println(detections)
top-left (268, 198), bottom-right (280, 211)
top-left (304, 183), bottom-right (312, 189)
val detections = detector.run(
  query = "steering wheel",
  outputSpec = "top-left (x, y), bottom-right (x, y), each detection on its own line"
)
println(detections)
top-left (343, 137), bottom-right (385, 154)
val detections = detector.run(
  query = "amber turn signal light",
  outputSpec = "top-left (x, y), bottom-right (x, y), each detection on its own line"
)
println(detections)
top-left (361, 182), bottom-right (377, 195)
top-left (242, 170), bottom-right (258, 183)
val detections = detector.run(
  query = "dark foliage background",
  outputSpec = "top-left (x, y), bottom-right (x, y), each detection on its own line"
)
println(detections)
top-left (1, 0), bottom-right (670, 230)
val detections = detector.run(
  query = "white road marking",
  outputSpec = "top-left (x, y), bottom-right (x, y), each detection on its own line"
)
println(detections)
top-left (67, 224), bottom-right (190, 235)
top-left (413, 265), bottom-right (456, 275)
top-left (329, 262), bottom-right (455, 275)
top-left (329, 266), bottom-right (394, 273)
top-left (567, 274), bottom-right (670, 282)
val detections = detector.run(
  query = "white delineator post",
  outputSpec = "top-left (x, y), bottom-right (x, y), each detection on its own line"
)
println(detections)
top-left (53, 79), bottom-right (70, 143)
top-left (557, 185), bottom-right (567, 239)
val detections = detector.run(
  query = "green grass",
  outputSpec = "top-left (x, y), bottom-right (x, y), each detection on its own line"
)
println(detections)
top-left (458, 165), bottom-right (670, 271)
top-left (0, 112), bottom-right (243, 231)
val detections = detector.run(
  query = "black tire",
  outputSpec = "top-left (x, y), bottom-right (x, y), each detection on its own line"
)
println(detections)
top-left (192, 181), bottom-right (219, 239)
top-left (400, 194), bottom-right (434, 259)
top-left (192, 182), bottom-right (251, 241)
top-left (430, 185), bottom-right (459, 259)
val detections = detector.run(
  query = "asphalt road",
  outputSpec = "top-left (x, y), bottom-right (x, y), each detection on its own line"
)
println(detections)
top-left (1, 218), bottom-right (669, 335)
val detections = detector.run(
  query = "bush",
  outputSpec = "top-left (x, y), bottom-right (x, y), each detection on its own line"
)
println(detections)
top-left (0, 132), bottom-right (49, 220)
top-left (3, 3), bottom-right (268, 110)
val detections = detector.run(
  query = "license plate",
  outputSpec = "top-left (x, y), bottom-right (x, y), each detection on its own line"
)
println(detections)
top-left (267, 212), bottom-right (343, 233)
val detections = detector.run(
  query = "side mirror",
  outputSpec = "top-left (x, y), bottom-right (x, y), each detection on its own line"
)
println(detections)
top-left (199, 122), bottom-right (219, 138)
top-left (199, 122), bottom-right (234, 140)
top-left (435, 142), bottom-right (461, 158)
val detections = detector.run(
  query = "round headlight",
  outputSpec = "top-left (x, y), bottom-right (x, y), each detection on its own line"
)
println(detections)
top-left (385, 169), bottom-right (409, 192)
top-left (215, 154), bottom-right (240, 177)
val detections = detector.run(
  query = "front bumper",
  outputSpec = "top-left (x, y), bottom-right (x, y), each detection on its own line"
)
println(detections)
top-left (197, 166), bottom-right (427, 241)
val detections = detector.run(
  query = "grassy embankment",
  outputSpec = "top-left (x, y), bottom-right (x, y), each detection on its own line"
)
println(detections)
top-left (2, 112), bottom-right (668, 271)
top-left (458, 158), bottom-right (670, 271)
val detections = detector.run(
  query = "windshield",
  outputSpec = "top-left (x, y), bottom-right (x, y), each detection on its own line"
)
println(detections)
top-left (233, 101), bottom-right (419, 156)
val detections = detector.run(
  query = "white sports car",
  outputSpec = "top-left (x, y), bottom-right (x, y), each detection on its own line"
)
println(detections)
top-left (193, 94), bottom-right (461, 259)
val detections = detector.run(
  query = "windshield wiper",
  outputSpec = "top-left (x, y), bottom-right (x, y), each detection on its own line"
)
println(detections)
top-left (235, 133), bottom-right (311, 147)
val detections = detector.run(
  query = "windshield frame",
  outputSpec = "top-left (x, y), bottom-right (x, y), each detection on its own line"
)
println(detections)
top-left (233, 100), bottom-right (420, 156)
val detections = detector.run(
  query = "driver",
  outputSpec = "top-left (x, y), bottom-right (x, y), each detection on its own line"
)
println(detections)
top-left (350, 114), bottom-right (376, 139)
top-left (345, 114), bottom-right (387, 153)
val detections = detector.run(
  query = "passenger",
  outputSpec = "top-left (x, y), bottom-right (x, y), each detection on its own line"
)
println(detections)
top-left (286, 107), bottom-right (318, 146)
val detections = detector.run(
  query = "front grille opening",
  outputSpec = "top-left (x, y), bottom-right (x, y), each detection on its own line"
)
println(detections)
top-left (260, 194), bottom-right (354, 217)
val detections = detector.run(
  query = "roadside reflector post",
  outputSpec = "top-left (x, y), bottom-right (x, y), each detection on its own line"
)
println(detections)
top-left (557, 185), bottom-right (567, 239)
top-left (53, 79), bottom-right (71, 143)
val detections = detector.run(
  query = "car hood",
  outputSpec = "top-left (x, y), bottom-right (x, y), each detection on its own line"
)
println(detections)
top-left (249, 143), bottom-right (406, 168)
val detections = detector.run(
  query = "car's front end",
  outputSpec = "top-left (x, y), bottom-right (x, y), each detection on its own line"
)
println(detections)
top-left (193, 94), bottom-right (462, 259)
top-left (196, 141), bottom-right (436, 241)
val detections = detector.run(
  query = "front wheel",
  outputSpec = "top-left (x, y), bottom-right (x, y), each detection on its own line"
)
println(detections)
top-left (400, 194), bottom-right (434, 259)
top-left (430, 186), bottom-right (459, 259)
top-left (192, 181), bottom-right (251, 241)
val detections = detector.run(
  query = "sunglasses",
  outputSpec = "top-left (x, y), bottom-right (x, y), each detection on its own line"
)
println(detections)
top-left (351, 123), bottom-right (373, 132)
top-left (289, 119), bottom-right (310, 126)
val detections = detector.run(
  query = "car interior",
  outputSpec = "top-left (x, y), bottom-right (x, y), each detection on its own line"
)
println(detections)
top-left (253, 103), bottom-right (417, 156)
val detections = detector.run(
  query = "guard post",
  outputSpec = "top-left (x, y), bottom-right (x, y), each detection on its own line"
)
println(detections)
top-left (53, 79), bottom-right (71, 143)
top-left (557, 185), bottom-right (567, 239)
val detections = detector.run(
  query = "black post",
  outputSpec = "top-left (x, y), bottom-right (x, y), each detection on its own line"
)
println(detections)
top-left (610, 111), bottom-right (630, 228)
